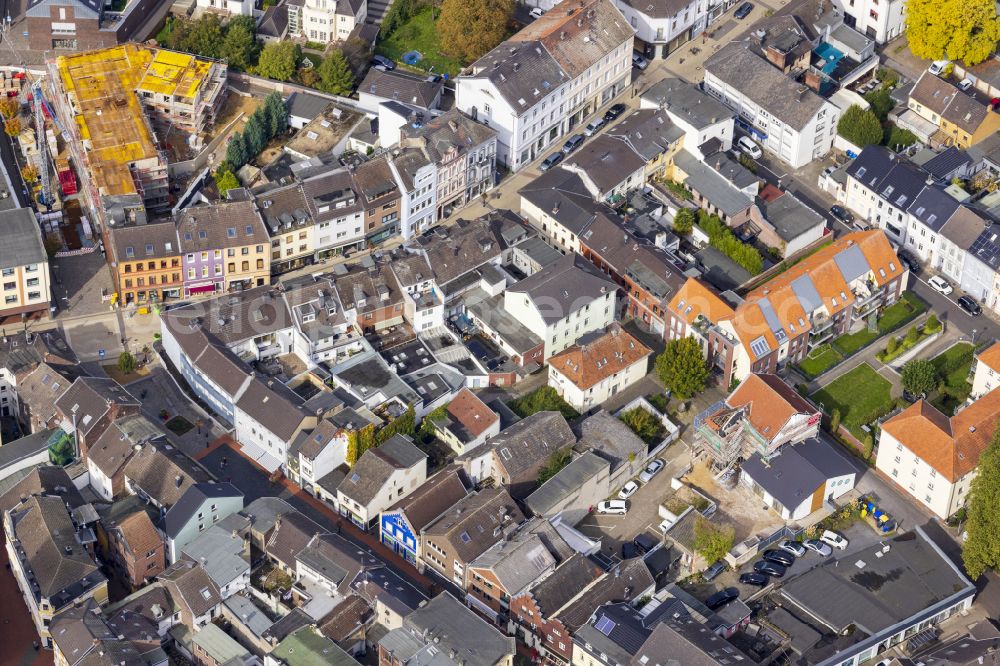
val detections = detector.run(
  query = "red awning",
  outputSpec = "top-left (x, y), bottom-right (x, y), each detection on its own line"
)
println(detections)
top-left (188, 284), bottom-right (218, 295)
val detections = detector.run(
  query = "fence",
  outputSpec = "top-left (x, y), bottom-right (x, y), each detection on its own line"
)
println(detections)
top-left (227, 71), bottom-right (366, 113)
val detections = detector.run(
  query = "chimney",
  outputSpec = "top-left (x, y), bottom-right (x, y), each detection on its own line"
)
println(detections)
top-left (448, 119), bottom-right (458, 133)
top-left (175, 475), bottom-right (182, 488)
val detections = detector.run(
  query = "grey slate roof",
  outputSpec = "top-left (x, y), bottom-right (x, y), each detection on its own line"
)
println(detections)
top-left (525, 450), bottom-right (609, 516)
top-left (525, 552), bottom-right (603, 616)
top-left (360, 68), bottom-right (442, 110)
top-left (779, 526), bottom-right (974, 635)
top-left (0, 207), bottom-right (47, 268)
top-left (421, 488), bottom-right (525, 564)
top-left (758, 191), bottom-right (826, 243)
top-left (607, 109), bottom-right (685, 162)
top-left (55, 376), bottom-right (140, 438)
top-left (557, 557), bottom-right (654, 630)
top-left (286, 92), bottom-right (330, 122)
top-left (564, 134), bottom-right (647, 193)
top-left (159, 560), bottom-right (222, 620)
top-left (506, 254), bottom-right (616, 324)
top-left (941, 206), bottom-right (990, 249)
top-left (384, 465), bottom-right (467, 533)
top-left (181, 524), bottom-right (249, 590)
top-left (402, 109), bottom-right (497, 164)
top-left (922, 147), bottom-right (972, 180)
top-left (110, 222), bottom-right (179, 262)
top-left (574, 602), bottom-right (651, 662)
top-left (224, 594), bottom-right (273, 638)
top-left (337, 434), bottom-right (425, 506)
top-left (0, 428), bottom-right (59, 473)
top-left (518, 167), bottom-right (606, 237)
top-left (908, 185), bottom-right (960, 232)
top-left (483, 411), bottom-right (576, 482)
top-left (235, 377), bottom-right (307, 440)
top-left (0, 466), bottom-right (85, 515)
top-left (164, 482), bottom-right (243, 539)
top-left (402, 592), bottom-right (516, 666)
top-left (674, 150), bottom-right (752, 217)
top-left (740, 437), bottom-right (854, 512)
top-left (705, 41), bottom-right (827, 130)
top-left (576, 410), bottom-right (647, 472)
top-left (87, 415), bottom-right (164, 479)
top-left (122, 441), bottom-right (212, 508)
top-left (176, 201), bottom-right (267, 253)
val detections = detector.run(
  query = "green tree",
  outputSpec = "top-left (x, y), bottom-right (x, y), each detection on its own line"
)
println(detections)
top-left (924, 313), bottom-right (941, 333)
top-left (901, 358), bottom-right (938, 396)
top-left (438, 0), bottom-right (514, 63)
top-left (375, 404), bottom-right (417, 445)
top-left (214, 165), bottom-right (240, 195)
top-left (619, 408), bottom-right (663, 444)
top-left (317, 49), bottom-right (355, 95)
top-left (264, 91), bottom-right (288, 137)
top-left (829, 408), bottom-right (841, 433)
top-left (117, 350), bottom-right (137, 375)
top-left (963, 428), bottom-right (1000, 578)
top-left (864, 88), bottom-right (894, 122)
top-left (886, 336), bottom-right (898, 355)
top-left (255, 41), bottom-right (299, 81)
top-left (654, 337), bottom-right (709, 400)
top-left (906, 0), bottom-right (1000, 67)
top-left (184, 14), bottom-right (224, 59)
top-left (537, 449), bottom-right (571, 484)
top-left (904, 325), bottom-right (921, 345)
top-left (508, 386), bottom-right (579, 419)
top-left (243, 110), bottom-right (267, 157)
top-left (225, 132), bottom-right (248, 170)
top-left (163, 17), bottom-right (191, 52)
top-left (220, 17), bottom-right (258, 71)
top-left (673, 208), bottom-right (695, 235)
top-left (692, 517), bottom-right (735, 565)
top-left (837, 105), bottom-right (884, 147)
top-left (381, 0), bottom-right (413, 36)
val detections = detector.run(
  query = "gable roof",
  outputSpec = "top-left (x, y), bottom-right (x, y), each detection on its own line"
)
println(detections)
top-left (0, 207), bottom-right (47, 268)
top-left (522, 552), bottom-right (603, 616)
top-left (403, 592), bottom-right (516, 666)
top-left (668, 277), bottom-right (735, 324)
top-left (741, 437), bottom-right (854, 510)
top-left (549, 324), bottom-right (651, 390)
top-left (122, 441), bottom-right (212, 508)
top-left (113, 511), bottom-right (163, 566)
top-left (338, 435), bottom-right (426, 505)
top-left (485, 411), bottom-right (576, 482)
top-left (443, 388), bottom-right (499, 441)
top-left (507, 253), bottom-right (616, 323)
top-left (164, 482), bottom-right (243, 539)
top-left (87, 414), bottom-right (165, 479)
top-left (421, 488), bottom-right (525, 563)
top-left (384, 465), bottom-right (468, 532)
top-left (881, 389), bottom-right (1000, 481)
top-left (725, 373), bottom-right (819, 439)
top-left (235, 377), bottom-right (307, 440)
top-left (360, 68), bottom-right (442, 109)
top-left (159, 560), bottom-right (221, 619)
top-left (977, 341), bottom-right (1000, 374)
top-left (176, 201), bottom-right (267, 253)
top-left (55, 376), bottom-right (140, 437)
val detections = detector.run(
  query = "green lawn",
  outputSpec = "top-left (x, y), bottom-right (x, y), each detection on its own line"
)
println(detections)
top-left (811, 363), bottom-right (894, 440)
top-left (832, 328), bottom-right (879, 356)
top-left (375, 6), bottom-right (465, 77)
top-left (797, 344), bottom-right (843, 379)
top-left (929, 342), bottom-right (975, 414)
top-left (508, 386), bottom-right (580, 420)
top-left (877, 291), bottom-right (927, 332)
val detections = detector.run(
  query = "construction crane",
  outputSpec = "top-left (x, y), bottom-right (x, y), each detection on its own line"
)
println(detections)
top-left (30, 81), bottom-right (68, 210)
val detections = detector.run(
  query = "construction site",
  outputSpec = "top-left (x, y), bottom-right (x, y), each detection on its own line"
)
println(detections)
top-left (44, 43), bottom-right (228, 238)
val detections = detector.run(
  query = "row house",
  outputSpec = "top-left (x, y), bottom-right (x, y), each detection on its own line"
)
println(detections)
top-left (703, 32), bottom-right (840, 169)
top-left (613, 0), bottom-right (714, 60)
top-left (353, 157), bottom-right (403, 245)
top-left (390, 252), bottom-right (445, 333)
top-left (389, 148), bottom-right (437, 239)
top-left (54, 376), bottom-right (141, 456)
top-left (109, 222), bottom-right (183, 307)
top-left (906, 71), bottom-right (1000, 148)
top-left (455, 0), bottom-right (634, 171)
top-left (665, 231), bottom-right (906, 386)
top-left (336, 434), bottom-right (427, 529)
top-left (176, 201), bottom-right (270, 298)
top-left (86, 413), bottom-right (167, 501)
top-left (399, 109), bottom-right (498, 221)
top-left (638, 77), bottom-right (735, 157)
top-left (288, 406), bottom-right (377, 495)
top-left (379, 465), bottom-right (468, 566)
top-left (0, 208), bottom-right (52, 322)
top-left (578, 212), bottom-right (686, 335)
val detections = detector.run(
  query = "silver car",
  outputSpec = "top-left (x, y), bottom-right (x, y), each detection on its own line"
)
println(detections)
top-left (803, 539), bottom-right (833, 556)
top-left (639, 459), bottom-right (665, 483)
top-left (778, 540), bottom-right (807, 557)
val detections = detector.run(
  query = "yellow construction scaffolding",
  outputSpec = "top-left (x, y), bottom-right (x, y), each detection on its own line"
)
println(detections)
top-left (55, 43), bottom-right (217, 198)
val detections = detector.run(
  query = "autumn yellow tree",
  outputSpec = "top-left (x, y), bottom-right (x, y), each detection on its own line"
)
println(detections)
top-left (4, 117), bottom-right (20, 136)
top-left (906, 0), bottom-right (1000, 66)
top-left (0, 97), bottom-right (19, 119)
top-left (437, 0), bottom-right (513, 63)
top-left (21, 164), bottom-right (38, 183)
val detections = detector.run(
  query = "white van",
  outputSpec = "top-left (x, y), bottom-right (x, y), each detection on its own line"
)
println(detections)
top-left (737, 136), bottom-right (762, 159)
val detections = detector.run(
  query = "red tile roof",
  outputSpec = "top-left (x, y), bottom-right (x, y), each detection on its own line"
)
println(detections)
top-left (446, 388), bottom-right (499, 440)
top-left (725, 373), bottom-right (819, 439)
top-left (548, 324), bottom-right (651, 390)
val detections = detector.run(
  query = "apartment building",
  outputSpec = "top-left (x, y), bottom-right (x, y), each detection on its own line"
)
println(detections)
top-left (388, 148), bottom-right (436, 239)
top-left (352, 157), bottom-right (403, 245)
top-left (703, 36), bottom-right (840, 168)
top-left (548, 324), bottom-right (651, 410)
top-left (0, 208), bottom-right (51, 322)
top-left (907, 71), bottom-right (1000, 148)
top-left (455, 0), bottom-right (633, 171)
top-left (109, 222), bottom-right (183, 307)
top-left (177, 201), bottom-right (270, 297)
top-left (290, 0), bottom-right (365, 42)
top-left (336, 434), bottom-right (427, 529)
top-left (970, 341), bottom-right (1000, 400)
top-left (877, 389), bottom-right (1000, 519)
top-left (665, 231), bottom-right (906, 386)
top-left (639, 76), bottom-right (735, 156)
top-left (613, 0), bottom-right (713, 59)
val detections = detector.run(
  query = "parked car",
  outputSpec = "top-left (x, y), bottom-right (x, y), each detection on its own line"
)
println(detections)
top-left (829, 205), bottom-right (854, 223)
top-left (529, 6), bottom-right (544, 18)
top-left (898, 250), bottom-right (920, 275)
top-left (639, 459), bottom-right (665, 482)
top-left (703, 560), bottom-right (726, 581)
top-left (734, 1), bottom-right (754, 18)
top-left (929, 60), bottom-right (950, 75)
top-left (540, 152), bottom-right (564, 171)
top-left (584, 117), bottom-right (606, 136)
top-left (603, 103), bottom-right (627, 123)
top-left (705, 587), bottom-right (739, 610)
top-left (753, 560), bottom-right (787, 578)
top-left (820, 530), bottom-right (849, 550)
top-left (657, 518), bottom-right (672, 534)
top-left (853, 220), bottom-right (872, 231)
top-left (803, 539), bottom-right (833, 556)
top-left (928, 275), bottom-right (953, 295)
top-left (739, 572), bottom-right (770, 587)
top-left (632, 52), bottom-right (649, 70)
top-left (762, 549), bottom-right (795, 567)
top-left (778, 540), bottom-right (807, 558)
top-left (562, 134), bottom-right (585, 153)
top-left (958, 78), bottom-right (974, 91)
top-left (622, 541), bottom-right (639, 559)
top-left (618, 480), bottom-right (640, 500)
top-left (597, 500), bottom-right (628, 515)
top-left (958, 295), bottom-right (982, 316)
top-left (737, 136), bottom-right (762, 159)
top-left (633, 533), bottom-right (659, 554)
top-left (371, 55), bottom-right (395, 71)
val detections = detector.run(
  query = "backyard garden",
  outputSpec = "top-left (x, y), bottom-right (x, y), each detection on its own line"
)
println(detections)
top-left (795, 291), bottom-right (927, 378)
top-left (811, 362), bottom-right (895, 456)
top-left (928, 342), bottom-right (975, 414)
top-left (375, 5), bottom-right (465, 77)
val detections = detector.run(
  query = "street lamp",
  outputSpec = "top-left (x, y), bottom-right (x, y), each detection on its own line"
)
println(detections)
top-left (972, 328), bottom-right (978, 345)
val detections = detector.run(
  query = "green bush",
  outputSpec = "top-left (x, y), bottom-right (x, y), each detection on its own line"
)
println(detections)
top-left (838, 105), bottom-right (884, 146)
top-left (696, 210), bottom-right (763, 275)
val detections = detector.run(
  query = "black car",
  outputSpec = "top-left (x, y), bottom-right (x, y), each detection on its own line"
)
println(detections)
top-left (734, 1), bottom-right (754, 18)
top-left (753, 560), bottom-right (787, 578)
top-left (633, 533), bottom-right (659, 554)
top-left (371, 55), bottom-right (396, 71)
top-left (830, 205), bottom-right (854, 223)
top-left (898, 250), bottom-right (921, 275)
top-left (603, 103), bottom-right (627, 123)
top-left (739, 572), bottom-right (770, 587)
top-left (958, 295), bottom-right (982, 316)
top-left (705, 587), bottom-right (739, 610)
top-left (540, 152), bottom-right (564, 171)
top-left (622, 541), bottom-right (639, 559)
top-left (762, 549), bottom-right (795, 567)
